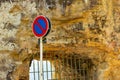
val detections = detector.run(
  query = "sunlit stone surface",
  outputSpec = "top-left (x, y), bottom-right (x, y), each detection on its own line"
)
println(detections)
top-left (0, 0), bottom-right (120, 80)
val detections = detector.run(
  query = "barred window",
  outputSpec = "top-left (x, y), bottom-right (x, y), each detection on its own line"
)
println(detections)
top-left (29, 53), bottom-right (96, 80)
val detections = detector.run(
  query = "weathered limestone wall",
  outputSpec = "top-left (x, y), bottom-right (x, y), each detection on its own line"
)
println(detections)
top-left (0, 1), bottom-right (37, 80)
top-left (0, 0), bottom-right (120, 80)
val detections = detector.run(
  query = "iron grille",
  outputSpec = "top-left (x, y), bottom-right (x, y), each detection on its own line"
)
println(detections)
top-left (29, 53), bottom-right (96, 80)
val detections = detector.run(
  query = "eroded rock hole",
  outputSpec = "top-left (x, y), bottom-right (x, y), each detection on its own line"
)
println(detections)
top-left (29, 53), bottom-right (96, 80)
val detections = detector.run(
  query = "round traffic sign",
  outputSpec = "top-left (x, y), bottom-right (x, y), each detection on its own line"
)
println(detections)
top-left (32, 15), bottom-right (49, 38)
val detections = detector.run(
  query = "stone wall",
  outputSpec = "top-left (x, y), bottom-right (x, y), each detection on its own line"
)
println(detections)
top-left (0, 0), bottom-right (120, 80)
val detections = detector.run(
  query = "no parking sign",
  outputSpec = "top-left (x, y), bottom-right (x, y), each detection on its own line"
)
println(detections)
top-left (32, 15), bottom-right (50, 38)
top-left (32, 15), bottom-right (51, 80)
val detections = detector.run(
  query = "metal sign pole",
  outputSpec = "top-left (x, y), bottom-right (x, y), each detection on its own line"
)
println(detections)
top-left (32, 15), bottom-right (51, 80)
top-left (40, 37), bottom-right (43, 80)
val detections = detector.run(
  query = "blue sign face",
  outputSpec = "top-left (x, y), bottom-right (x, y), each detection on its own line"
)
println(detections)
top-left (32, 15), bottom-right (49, 38)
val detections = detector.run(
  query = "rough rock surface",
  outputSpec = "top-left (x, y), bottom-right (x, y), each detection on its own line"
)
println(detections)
top-left (0, 0), bottom-right (120, 80)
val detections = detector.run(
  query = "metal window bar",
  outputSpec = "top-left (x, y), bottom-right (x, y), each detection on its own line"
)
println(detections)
top-left (33, 61), bottom-right (35, 80)
top-left (46, 53), bottom-right (48, 80)
top-left (29, 53), bottom-right (96, 80)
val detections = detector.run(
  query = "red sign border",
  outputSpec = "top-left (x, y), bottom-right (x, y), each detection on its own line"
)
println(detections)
top-left (32, 15), bottom-right (49, 38)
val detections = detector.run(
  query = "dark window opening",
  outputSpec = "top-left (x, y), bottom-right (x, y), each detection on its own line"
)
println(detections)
top-left (29, 53), bottom-right (96, 80)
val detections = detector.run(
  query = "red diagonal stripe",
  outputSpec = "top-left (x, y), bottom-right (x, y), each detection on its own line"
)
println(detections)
top-left (35, 20), bottom-right (45, 33)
